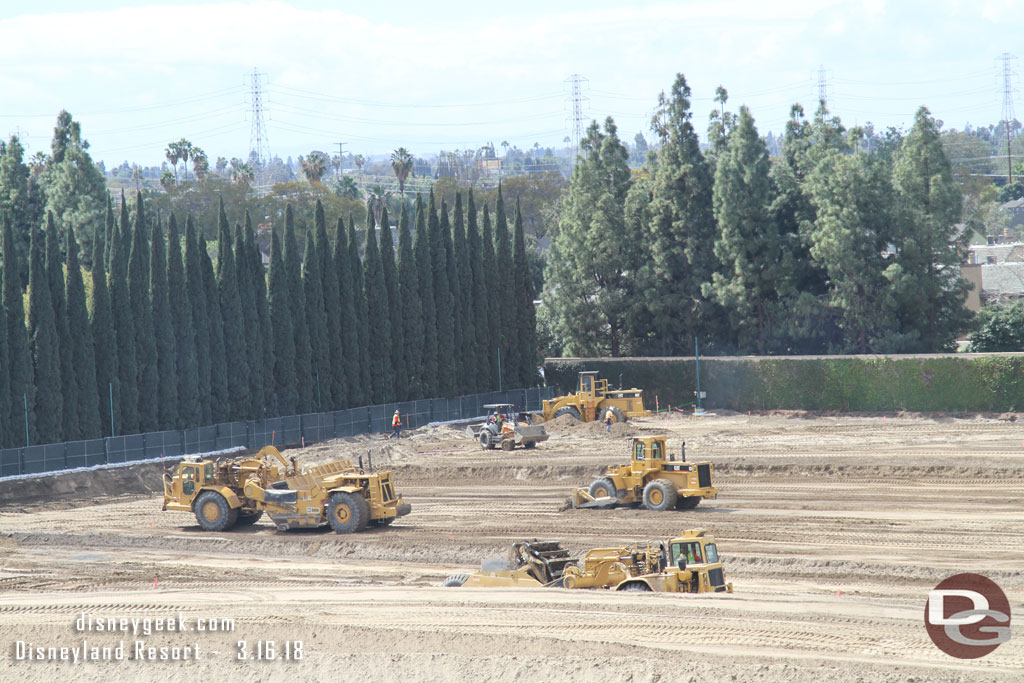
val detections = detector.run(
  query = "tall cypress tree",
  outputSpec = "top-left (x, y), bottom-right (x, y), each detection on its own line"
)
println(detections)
top-left (129, 197), bottom-right (158, 432)
top-left (417, 193), bottom-right (438, 395)
top-left (434, 199), bottom-right (455, 396)
top-left (249, 218), bottom-right (273, 417)
top-left (396, 202), bottom-right (422, 399)
top-left (269, 229), bottom-right (297, 415)
top-left (379, 205), bottom-right (404, 401)
top-left (5, 217), bottom-right (32, 447)
top-left (493, 187), bottom-right (515, 389)
top-left (363, 207), bottom-right (391, 403)
top-left (450, 192), bottom-right (469, 395)
top-left (480, 204), bottom-right (499, 388)
top-left (334, 218), bottom-right (358, 407)
top-left (235, 221), bottom-right (259, 418)
top-left (511, 198), bottom-right (537, 387)
top-left (217, 203), bottom-right (246, 421)
top-left (303, 230), bottom-right (330, 410)
top-left (28, 221), bottom-right (60, 442)
top-left (284, 206), bottom-right (312, 412)
top-left (46, 213), bottom-right (78, 439)
top-left (89, 222), bottom-right (116, 437)
top-left (184, 217), bottom-right (210, 424)
top-left (150, 217), bottom-right (178, 429)
top-left (103, 194), bottom-right (115, 271)
top-left (348, 217), bottom-right (370, 405)
top-left (66, 226), bottom-right (100, 438)
top-left (466, 192), bottom-right (488, 391)
top-left (0, 243), bottom-right (8, 445)
top-left (110, 200), bottom-right (137, 434)
top-left (317, 206), bottom-right (341, 410)
top-left (200, 233), bottom-right (228, 422)
top-left (168, 215), bottom-right (198, 428)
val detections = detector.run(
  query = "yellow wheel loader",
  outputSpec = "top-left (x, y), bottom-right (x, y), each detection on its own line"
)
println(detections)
top-left (466, 403), bottom-right (550, 451)
top-left (162, 445), bottom-right (410, 533)
top-left (537, 371), bottom-right (652, 423)
top-left (570, 435), bottom-right (717, 511)
top-left (444, 529), bottom-right (732, 594)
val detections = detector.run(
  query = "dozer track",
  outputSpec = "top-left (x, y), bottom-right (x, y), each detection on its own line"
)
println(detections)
top-left (510, 540), bottom-right (577, 584)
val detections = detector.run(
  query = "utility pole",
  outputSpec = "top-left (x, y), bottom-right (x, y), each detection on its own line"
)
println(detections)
top-left (1000, 53), bottom-right (1018, 185)
top-left (564, 74), bottom-right (589, 160)
top-left (248, 68), bottom-right (270, 169)
top-left (817, 64), bottom-right (829, 108)
top-left (336, 142), bottom-right (346, 177)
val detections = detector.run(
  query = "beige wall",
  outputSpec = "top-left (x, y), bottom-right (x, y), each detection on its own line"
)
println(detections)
top-left (962, 263), bottom-right (982, 312)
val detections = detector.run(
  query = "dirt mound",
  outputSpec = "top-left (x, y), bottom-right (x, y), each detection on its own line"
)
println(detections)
top-left (0, 459), bottom-right (176, 508)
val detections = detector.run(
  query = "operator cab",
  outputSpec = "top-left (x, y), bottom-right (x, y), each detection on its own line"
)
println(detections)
top-left (669, 539), bottom-right (719, 566)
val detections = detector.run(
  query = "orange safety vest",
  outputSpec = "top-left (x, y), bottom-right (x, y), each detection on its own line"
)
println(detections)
top-left (392, 413), bottom-right (401, 427)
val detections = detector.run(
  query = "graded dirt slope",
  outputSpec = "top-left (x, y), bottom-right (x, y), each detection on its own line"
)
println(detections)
top-left (1, 412), bottom-right (1022, 682)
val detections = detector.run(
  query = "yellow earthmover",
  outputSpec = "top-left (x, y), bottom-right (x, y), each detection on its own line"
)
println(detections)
top-left (162, 445), bottom-right (410, 533)
top-left (570, 435), bottom-right (718, 511)
top-left (537, 370), bottom-right (651, 423)
top-left (444, 529), bottom-right (732, 594)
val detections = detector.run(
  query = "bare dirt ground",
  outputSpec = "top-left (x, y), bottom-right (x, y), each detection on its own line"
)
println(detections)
top-left (1, 411), bottom-right (1022, 682)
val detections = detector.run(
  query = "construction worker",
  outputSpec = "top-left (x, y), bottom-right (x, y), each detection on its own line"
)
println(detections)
top-left (604, 408), bottom-right (614, 433)
top-left (390, 410), bottom-right (402, 439)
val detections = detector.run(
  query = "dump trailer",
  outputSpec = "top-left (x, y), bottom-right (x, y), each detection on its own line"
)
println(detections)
top-left (466, 403), bottom-right (550, 451)
top-left (537, 371), bottom-right (652, 423)
top-left (570, 435), bottom-right (718, 511)
top-left (162, 445), bottom-right (411, 533)
top-left (444, 529), bottom-right (733, 594)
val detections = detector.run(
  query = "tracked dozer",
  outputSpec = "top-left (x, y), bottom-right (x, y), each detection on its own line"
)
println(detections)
top-left (162, 446), bottom-right (410, 533)
top-left (570, 435), bottom-right (717, 511)
top-left (444, 529), bottom-right (733, 594)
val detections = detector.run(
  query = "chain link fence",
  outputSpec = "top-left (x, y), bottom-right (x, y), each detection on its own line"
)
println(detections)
top-left (0, 386), bottom-right (555, 479)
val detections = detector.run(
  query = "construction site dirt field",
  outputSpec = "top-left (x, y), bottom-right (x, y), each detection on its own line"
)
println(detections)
top-left (1, 412), bottom-right (1022, 682)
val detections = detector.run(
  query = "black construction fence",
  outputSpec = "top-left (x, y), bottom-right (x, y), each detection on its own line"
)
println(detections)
top-left (0, 386), bottom-right (556, 479)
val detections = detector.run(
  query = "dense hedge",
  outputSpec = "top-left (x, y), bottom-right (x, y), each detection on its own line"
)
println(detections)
top-left (545, 354), bottom-right (1024, 413)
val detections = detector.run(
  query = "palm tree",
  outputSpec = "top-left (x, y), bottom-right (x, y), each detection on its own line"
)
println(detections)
top-left (131, 164), bottom-right (142, 193)
top-left (333, 176), bottom-right (361, 200)
top-left (231, 161), bottom-right (254, 187)
top-left (367, 185), bottom-right (391, 227)
top-left (165, 142), bottom-right (181, 183)
top-left (177, 138), bottom-right (194, 181)
top-left (192, 148), bottom-right (209, 181)
top-left (300, 151), bottom-right (329, 184)
top-left (390, 147), bottom-right (414, 196)
top-left (353, 154), bottom-right (365, 173)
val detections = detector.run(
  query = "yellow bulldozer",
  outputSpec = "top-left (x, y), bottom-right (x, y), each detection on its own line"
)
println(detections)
top-left (570, 435), bottom-right (718, 511)
top-left (443, 529), bottom-right (732, 594)
top-left (537, 370), bottom-right (651, 424)
top-left (162, 445), bottom-right (410, 533)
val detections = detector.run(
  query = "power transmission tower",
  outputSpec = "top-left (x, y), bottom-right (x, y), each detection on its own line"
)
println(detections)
top-left (248, 68), bottom-right (270, 169)
top-left (1000, 53), bottom-right (1018, 185)
top-left (817, 64), bottom-right (829, 107)
top-left (564, 74), bottom-right (589, 158)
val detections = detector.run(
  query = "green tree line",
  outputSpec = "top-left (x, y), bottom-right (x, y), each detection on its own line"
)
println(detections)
top-left (0, 114), bottom-right (538, 447)
top-left (542, 73), bottom-right (973, 357)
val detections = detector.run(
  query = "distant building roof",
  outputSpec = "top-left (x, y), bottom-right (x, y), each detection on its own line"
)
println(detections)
top-left (981, 262), bottom-right (1024, 301)
top-left (968, 243), bottom-right (1024, 264)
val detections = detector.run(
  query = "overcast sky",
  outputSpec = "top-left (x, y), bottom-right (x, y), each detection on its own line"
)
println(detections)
top-left (1, 0), bottom-right (1020, 168)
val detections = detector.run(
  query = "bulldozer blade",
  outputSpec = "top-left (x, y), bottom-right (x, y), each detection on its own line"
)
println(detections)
top-left (574, 496), bottom-right (618, 510)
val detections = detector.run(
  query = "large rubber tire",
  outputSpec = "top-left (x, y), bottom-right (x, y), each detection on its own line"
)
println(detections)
top-left (619, 581), bottom-right (653, 592)
top-left (327, 491), bottom-right (366, 534)
top-left (500, 438), bottom-right (515, 452)
top-left (354, 494), bottom-right (371, 531)
top-left (643, 478), bottom-right (678, 512)
top-left (235, 511), bottom-right (264, 527)
top-left (553, 406), bottom-right (581, 421)
top-left (676, 496), bottom-right (701, 510)
top-left (588, 477), bottom-right (617, 499)
top-left (442, 573), bottom-right (469, 587)
top-left (194, 491), bottom-right (238, 531)
top-left (479, 430), bottom-right (494, 450)
top-left (607, 406), bottom-right (626, 424)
